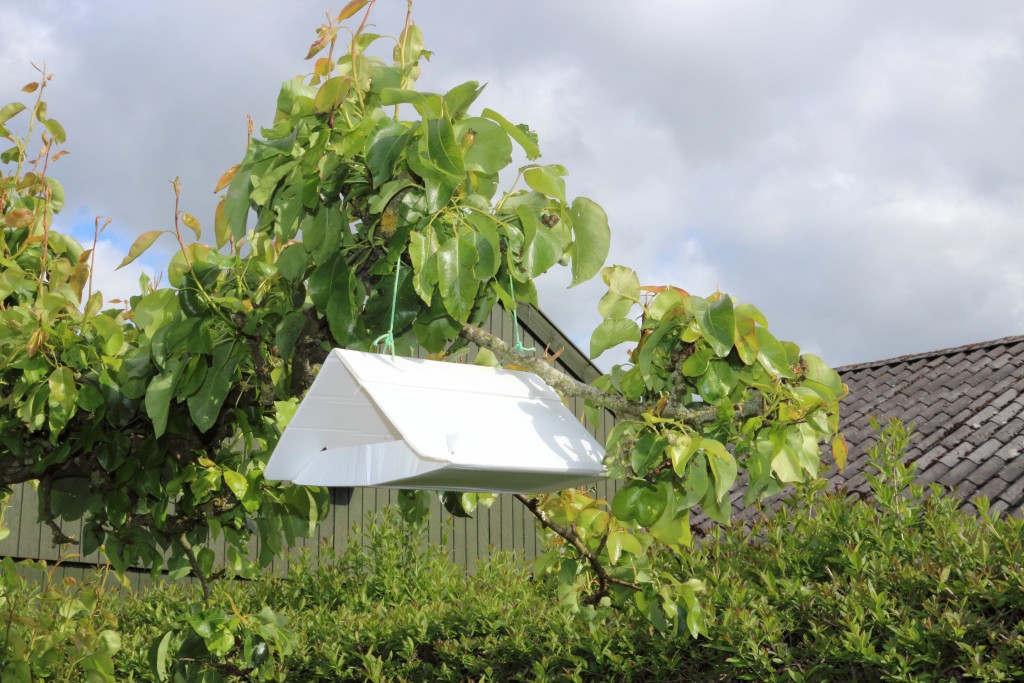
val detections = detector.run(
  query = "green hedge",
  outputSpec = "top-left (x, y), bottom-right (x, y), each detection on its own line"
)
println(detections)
top-left (3, 420), bottom-right (1023, 681)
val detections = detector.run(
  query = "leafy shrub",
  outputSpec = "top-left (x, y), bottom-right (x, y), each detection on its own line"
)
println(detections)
top-left (0, 558), bottom-right (122, 682)
top-left (5, 419), bottom-right (1023, 681)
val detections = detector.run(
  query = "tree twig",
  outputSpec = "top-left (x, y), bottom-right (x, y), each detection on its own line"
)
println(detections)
top-left (513, 494), bottom-right (640, 606)
top-left (461, 322), bottom-right (765, 425)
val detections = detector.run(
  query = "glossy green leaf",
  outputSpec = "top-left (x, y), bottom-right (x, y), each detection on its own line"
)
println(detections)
top-left (756, 327), bottom-right (795, 378)
top-left (589, 318), bottom-right (640, 359)
top-left (223, 469), bottom-right (248, 501)
top-left (518, 204), bottom-right (565, 278)
top-left (187, 342), bottom-right (240, 433)
top-left (0, 102), bottom-right (25, 123)
top-left (47, 367), bottom-right (77, 434)
top-left (568, 197), bottom-right (610, 286)
top-left (45, 176), bottom-right (65, 212)
top-left (424, 117), bottom-right (464, 177)
top-left (481, 108), bottom-right (540, 160)
top-left (668, 434), bottom-right (700, 477)
top-left (455, 117), bottom-right (512, 175)
top-left (679, 455), bottom-right (709, 509)
top-left (365, 118), bottom-right (412, 187)
top-left (132, 289), bottom-right (179, 337)
top-left (224, 159), bottom-right (253, 240)
top-left (436, 235), bottom-right (478, 322)
top-left (692, 295), bottom-right (735, 357)
top-left (681, 347), bottom-right (712, 377)
top-left (145, 368), bottom-right (179, 438)
top-left (599, 265), bottom-right (640, 320)
top-left (524, 165), bottom-right (566, 202)
top-left (180, 212), bottom-right (201, 240)
top-left (649, 482), bottom-right (691, 549)
top-left (444, 81), bottom-right (485, 117)
top-left (314, 75), bottom-right (351, 113)
top-left (803, 353), bottom-right (843, 396)
top-left (702, 439), bottom-right (737, 503)
top-left (116, 230), bottom-right (164, 270)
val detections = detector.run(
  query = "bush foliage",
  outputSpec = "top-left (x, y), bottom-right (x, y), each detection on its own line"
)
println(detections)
top-left (3, 419), bottom-right (1022, 681)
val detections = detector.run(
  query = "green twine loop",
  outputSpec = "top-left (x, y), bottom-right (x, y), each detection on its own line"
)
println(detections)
top-left (507, 271), bottom-right (535, 354)
top-left (373, 261), bottom-right (401, 359)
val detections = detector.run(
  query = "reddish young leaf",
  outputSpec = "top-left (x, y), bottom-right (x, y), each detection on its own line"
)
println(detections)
top-left (213, 164), bottom-right (239, 193)
top-left (3, 208), bottom-right (35, 227)
top-left (336, 0), bottom-right (369, 22)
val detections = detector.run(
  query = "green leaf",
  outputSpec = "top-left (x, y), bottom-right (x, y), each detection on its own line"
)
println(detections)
top-left (524, 165), bottom-right (567, 202)
top-left (649, 482), bottom-right (691, 549)
top-left (117, 230), bottom-right (164, 270)
top-left (276, 243), bottom-right (310, 281)
top-left (314, 75), bottom-right (351, 113)
top-left (568, 197), bottom-right (610, 286)
top-left (441, 491), bottom-right (472, 518)
top-left (149, 631), bottom-right (174, 682)
top-left (214, 198), bottom-right (231, 249)
top-left (702, 439), bottom-right (737, 504)
top-left (668, 434), bottom-right (700, 477)
top-left (49, 477), bottom-right (91, 521)
top-left (187, 342), bottom-right (240, 432)
top-left (409, 227), bottom-right (439, 304)
top-left (679, 455), bottom-right (709, 509)
top-left (133, 289), bottom-right (179, 337)
top-left (695, 359), bottom-right (738, 403)
top-left (180, 212), bottom-right (201, 240)
top-left (756, 327), bottom-right (795, 378)
top-left (223, 469), bottom-right (248, 501)
top-left (42, 117), bottom-right (67, 143)
top-left (224, 159), bottom-right (254, 240)
top-left (681, 347), bottom-right (712, 377)
top-left (47, 367), bottom-right (77, 434)
top-left (802, 353), bottom-right (843, 396)
top-left (144, 369), bottom-right (179, 438)
top-left (455, 117), bottom-right (512, 175)
top-left (397, 489), bottom-right (431, 524)
top-left (45, 176), bottom-right (65, 213)
top-left (0, 102), bottom-right (25, 123)
top-left (424, 117), bottom-right (464, 177)
top-left (308, 253), bottom-right (360, 342)
top-left (365, 118), bottom-right (412, 188)
top-left (517, 205), bottom-right (566, 278)
top-left (589, 318), bottom-right (640, 359)
top-left (630, 432), bottom-right (667, 478)
top-left (607, 529), bottom-right (642, 565)
top-left (444, 80), bottom-right (485, 117)
top-left (599, 265), bottom-right (640, 320)
top-left (436, 235), bottom-right (478, 322)
top-left (692, 295), bottom-right (735, 357)
top-left (481, 108), bottom-right (540, 160)
top-left (275, 310), bottom-right (308, 361)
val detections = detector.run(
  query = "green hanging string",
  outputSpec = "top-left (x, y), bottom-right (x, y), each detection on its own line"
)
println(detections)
top-left (507, 271), bottom-right (535, 354)
top-left (373, 261), bottom-right (401, 359)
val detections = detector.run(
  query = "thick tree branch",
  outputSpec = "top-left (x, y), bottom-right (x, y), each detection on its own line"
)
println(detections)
top-left (462, 322), bottom-right (765, 425)
top-left (514, 494), bottom-right (640, 606)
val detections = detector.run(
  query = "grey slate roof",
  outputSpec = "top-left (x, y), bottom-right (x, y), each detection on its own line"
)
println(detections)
top-left (696, 335), bottom-right (1024, 532)
top-left (832, 334), bottom-right (1024, 517)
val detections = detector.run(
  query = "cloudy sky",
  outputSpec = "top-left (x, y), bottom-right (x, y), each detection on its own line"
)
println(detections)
top-left (3, 1), bottom-right (1023, 369)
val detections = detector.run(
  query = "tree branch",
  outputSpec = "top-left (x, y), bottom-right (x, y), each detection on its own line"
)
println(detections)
top-left (461, 322), bottom-right (765, 425)
top-left (514, 493), bottom-right (640, 606)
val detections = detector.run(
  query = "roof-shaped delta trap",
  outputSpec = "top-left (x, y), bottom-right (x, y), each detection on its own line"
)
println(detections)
top-left (264, 349), bottom-right (607, 493)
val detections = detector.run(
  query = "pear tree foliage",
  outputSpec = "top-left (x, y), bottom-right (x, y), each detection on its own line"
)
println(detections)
top-left (0, 1), bottom-right (845, 637)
